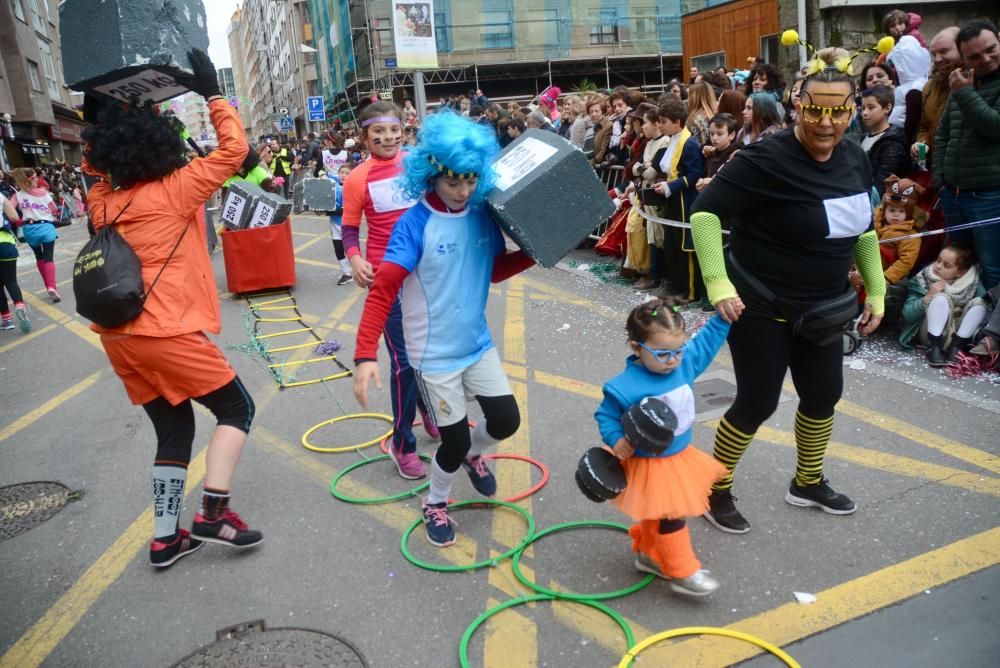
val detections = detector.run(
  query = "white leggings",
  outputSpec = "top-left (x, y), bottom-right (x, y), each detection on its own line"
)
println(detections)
top-left (926, 295), bottom-right (987, 338)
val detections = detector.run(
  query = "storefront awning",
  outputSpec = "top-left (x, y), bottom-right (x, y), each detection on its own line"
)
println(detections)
top-left (11, 140), bottom-right (52, 155)
top-left (49, 116), bottom-right (87, 143)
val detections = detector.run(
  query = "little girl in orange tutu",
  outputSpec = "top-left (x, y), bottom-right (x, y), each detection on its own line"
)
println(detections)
top-left (594, 299), bottom-right (729, 596)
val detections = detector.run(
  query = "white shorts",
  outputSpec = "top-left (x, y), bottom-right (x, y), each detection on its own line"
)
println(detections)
top-left (414, 348), bottom-right (513, 427)
top-left (329, 217), bottom-right (343, 241)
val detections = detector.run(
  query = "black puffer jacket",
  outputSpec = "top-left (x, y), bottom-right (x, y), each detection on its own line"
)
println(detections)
top-left (866, 124), bottom-right (912, 190)
top-left (933, 69), bottom-right (1000, 190)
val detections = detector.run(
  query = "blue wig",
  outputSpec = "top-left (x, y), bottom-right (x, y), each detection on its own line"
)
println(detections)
top-left (400, 110), bottom-right (500, 208)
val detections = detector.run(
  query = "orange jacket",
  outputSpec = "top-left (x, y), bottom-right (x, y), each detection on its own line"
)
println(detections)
top-left (87, 99), bottom-right (248, 337)
top-left (875, 208), bottom-right (921, 285)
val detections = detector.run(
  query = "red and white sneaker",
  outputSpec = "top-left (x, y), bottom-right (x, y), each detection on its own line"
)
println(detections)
top-left (150, 529), bottom-right (203, 568)
top-left (191, 509), bottom-right (263, 548)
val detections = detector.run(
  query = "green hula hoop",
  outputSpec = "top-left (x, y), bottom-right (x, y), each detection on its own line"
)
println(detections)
top-left (329, 453), bottom-right (432, 504)
top-left (400, 499), bottom-right (535, 572)
top-left (459, 594), bottom-right (635, 668)
top-left (511, 520), bottom-right (655, 600)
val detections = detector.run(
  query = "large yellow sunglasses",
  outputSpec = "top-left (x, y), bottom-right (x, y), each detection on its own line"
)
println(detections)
top-left (800, 103), bottom-right (855, 124)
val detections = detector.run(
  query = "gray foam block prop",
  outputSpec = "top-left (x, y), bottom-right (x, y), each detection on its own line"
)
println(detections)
top-left (60, 0), bottom-right (209, 103)
top-left (221, 182), bottom-right (262, 230)
top-left (293, 178), bottom-right (337, 214)
top-left (247, 190), bottom-right (292, 228)
top-left (486, 129), bottom-right (616, 268)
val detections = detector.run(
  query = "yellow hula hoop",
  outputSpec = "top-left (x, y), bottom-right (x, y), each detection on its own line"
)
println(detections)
top-left (617, 626), bottom-right (801, 668)
top-left (301, 413), bottom-right (395, 453)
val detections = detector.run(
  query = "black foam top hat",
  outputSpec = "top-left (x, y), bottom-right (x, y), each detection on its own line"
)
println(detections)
top-left (576, 447), bottom-right (627, 502)
top-left (621, 397), bottom-right (678, 455)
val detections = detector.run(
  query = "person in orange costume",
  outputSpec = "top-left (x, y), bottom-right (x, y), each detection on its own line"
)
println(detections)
top-left (82, 50), bottom-right (262, 569)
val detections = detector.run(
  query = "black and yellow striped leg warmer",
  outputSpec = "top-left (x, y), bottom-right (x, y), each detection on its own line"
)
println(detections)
top-left (794, 411), bottom-right (834, 487)
top-left (712, 417), bottom-right (755, 491)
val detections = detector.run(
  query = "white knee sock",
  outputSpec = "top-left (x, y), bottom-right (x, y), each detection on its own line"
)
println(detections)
top-left (427, 459), bottom-right (458, 505)
top-left (926, 295), bottom-right (950, 336)
top-left (468, 420), bottom-right (501, 459)
top-left (152, 465), bottom-right (187, 539)
top-left (339, 257), bottom-right (351, 273)
top-left (956, 304), bottom-right (987, 338)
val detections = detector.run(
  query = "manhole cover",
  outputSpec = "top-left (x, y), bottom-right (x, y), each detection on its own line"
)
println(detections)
top-left (172, 624), bottom-right (368, 668)
top-left (694, 377), bottom-right (738, 414)
top-left (0, 482), bottom-right (72, 543)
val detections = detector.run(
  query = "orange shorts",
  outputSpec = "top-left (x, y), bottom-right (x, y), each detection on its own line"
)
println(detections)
top-left (101, 331), bottom-right (236, 406)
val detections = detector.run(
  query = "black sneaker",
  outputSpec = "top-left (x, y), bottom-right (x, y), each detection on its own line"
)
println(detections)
top-left (150, 529), bottom-right (203, 568)
top-left (336, 273), bottom-right (353, 286)
top-left (703, 489), bottom-right (750, 534)
top-left (192, 509), bottom-right (264, 547)
top-left (785, 478), bottom-right (857, 515)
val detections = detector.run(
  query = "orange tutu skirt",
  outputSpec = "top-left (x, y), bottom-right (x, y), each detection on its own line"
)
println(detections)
top-left (612, 445), bottom-right (727, 521)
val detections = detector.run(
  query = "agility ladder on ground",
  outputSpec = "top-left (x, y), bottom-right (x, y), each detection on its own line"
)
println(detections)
top-left (242, 291), bottom-right (352, 389)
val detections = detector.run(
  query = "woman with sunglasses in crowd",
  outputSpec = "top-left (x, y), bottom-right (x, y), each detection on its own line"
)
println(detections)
top-left (689, 47), bottom-right (887, 535)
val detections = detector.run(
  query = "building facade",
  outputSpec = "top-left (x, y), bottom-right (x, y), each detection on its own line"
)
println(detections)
top-left (775, 0), bottom-right (996, 84)
top-left (227, 0), bottom-right (317, 142)
top-left (218, 67), bottom-right (237, 99)
top-left (166, 91), bottom-right (217, 148)
top-left (306, 0), bottom-right (731, 120)
top-left (0, 0), bottom-right (87, 169)
top-left (682, 0), bottom-right (780, 75)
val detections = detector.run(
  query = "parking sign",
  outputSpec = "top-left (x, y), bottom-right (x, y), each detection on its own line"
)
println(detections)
top-left (307, 96), bottom-right (326, 122)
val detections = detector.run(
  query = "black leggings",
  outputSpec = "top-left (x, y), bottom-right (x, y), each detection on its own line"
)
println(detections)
top-left (0, 261), bottom-right (23, 313)
top-left (435, 395), bottom-right (520, 473)
top-left (141, 376), bottom-right (255, 466)
top-left (29, 241), bottom-right (55, 262)
top-left (724, 314), bottom-right (844, 432)
top-left (332, 239), bottom-right (346, 261)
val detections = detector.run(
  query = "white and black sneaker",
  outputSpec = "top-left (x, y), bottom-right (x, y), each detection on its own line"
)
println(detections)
top-left (785, 478), bottom-right (857, 515)
top-left (336, 273), bottom-right (353, 286)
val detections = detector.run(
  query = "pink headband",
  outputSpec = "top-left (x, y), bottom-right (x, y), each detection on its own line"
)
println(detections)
top-left (361, 116), bottom-right (401, 128)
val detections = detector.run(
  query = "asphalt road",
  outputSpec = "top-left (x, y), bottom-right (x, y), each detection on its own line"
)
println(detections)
top-left (1, 213), bottom-right (997, 668)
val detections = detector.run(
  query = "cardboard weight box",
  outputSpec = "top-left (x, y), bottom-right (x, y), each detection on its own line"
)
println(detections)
top-left (487, 130), bottom-right (616, 268)
top-left (292, 178), bottom-right (338, 214)
top-left (60, 0), bottom-right (209, 104)
top-left (221, 182), bottom-right (291, 230)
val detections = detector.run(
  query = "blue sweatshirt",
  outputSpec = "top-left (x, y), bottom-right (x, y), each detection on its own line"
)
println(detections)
top-left (594, 315), bottom-right (730, 458)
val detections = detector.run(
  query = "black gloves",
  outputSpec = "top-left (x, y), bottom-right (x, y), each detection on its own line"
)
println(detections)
top-left (174, 48), bottom-right (221, 99)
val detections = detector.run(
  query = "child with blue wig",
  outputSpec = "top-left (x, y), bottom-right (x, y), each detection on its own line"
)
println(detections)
top-left (352, 111), bottom-right (535, 547)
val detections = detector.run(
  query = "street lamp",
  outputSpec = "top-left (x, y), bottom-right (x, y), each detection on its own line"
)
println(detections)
top-left (298, 43), bottom-right (318, 136)
top-left (0, 113), bottom-right (12, 172)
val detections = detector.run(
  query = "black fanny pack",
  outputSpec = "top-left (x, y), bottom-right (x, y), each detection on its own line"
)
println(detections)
top-left (727, 251), bottom-right (857, 346)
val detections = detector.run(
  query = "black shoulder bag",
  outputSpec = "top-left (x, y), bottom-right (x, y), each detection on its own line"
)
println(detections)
top-left (73, 201), bottom-right (189, 328)
top-left (727, 250), bottom-right (858, 346)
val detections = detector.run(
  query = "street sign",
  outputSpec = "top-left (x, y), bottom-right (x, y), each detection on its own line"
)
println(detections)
top-left (279, 116), bottom-right (294, 131)
top-left (307, 96), bottom-right (326, 122)
top-left (385, 58), bottom-right (397, 68)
